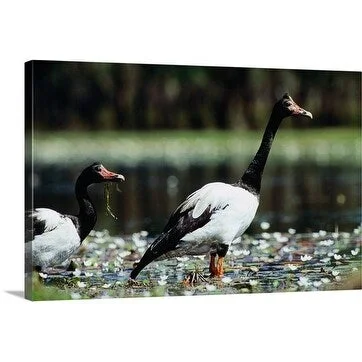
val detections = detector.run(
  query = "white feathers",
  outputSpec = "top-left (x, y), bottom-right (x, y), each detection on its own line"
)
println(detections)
top-left (179, 182), bottom-right (259, 250)
top-left (180, 182), bottom-right (257, 218)
top-left (30, 208), bottom-right (65, 233)
top-left (192, 197), bottom-right (212, 219)
top-left (28, 208), bottom-right (81, 268)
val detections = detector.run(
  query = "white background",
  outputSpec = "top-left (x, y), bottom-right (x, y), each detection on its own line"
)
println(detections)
top-left (0, 1), bottom-right (361, 361)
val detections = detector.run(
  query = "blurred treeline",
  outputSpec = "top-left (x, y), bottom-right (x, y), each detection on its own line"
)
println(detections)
top-left (28, 60), bottom-right (361, 131)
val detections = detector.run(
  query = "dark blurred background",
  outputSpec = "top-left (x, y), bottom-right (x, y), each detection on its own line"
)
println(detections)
top-left (28, 61), bottom-right (360, 131)
top-left (25, 61), bottom-right (361, 236)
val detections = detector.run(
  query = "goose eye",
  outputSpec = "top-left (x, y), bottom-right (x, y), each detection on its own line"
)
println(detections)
top-left (285, 101), bottom-right (292, 107)
top-left (94, 165), bottom-right (102, 172)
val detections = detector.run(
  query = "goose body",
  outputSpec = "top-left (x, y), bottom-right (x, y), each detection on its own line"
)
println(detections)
top-left (130, 94), bottom-right (313, 280)
top-left (153, 183), bottom-right (259, 259)
top-left (26, 209), bottom-right (81, 268)
top-left (26, 163), bottom-right (124, 270)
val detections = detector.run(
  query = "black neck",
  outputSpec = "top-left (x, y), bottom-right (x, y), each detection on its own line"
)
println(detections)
top-left (238, 112), bottom-right (282, 195)
top-left (74, 178), bottom-right (97, 241)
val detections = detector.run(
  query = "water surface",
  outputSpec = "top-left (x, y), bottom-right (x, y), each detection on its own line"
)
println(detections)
top-left (27, 159), bottom-right (361, 236)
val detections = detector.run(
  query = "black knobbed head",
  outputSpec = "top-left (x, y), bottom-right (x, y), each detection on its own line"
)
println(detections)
top-left (78, 162), bottom-right (125, 186)
top-left (272, 93), bottom-right (313, 120)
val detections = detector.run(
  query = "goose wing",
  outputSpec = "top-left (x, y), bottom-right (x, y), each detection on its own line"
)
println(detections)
top-left (25, 208), bottom-right (65, 242)
top-left (163, 182), bottom-right (229, 234)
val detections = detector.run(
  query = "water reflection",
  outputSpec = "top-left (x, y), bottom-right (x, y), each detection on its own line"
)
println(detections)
top-left (26, 160), bottom-right (361, 236)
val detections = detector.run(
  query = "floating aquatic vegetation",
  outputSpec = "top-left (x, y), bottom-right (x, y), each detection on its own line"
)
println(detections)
top-left (297, 276), bottom-right (310, 287)
top-left (221, 276), bottom-right (232, 284)
top-left (118, 250), bottom-right (131, 258)
top-left (351, 248), bottom-right (359, 256)
top-left (83, 259), bottom-right (93, 267)
top-left (34, 223), bottom-right (361, 300)
top-left (275, 235), bottom-right (289, 243)
top-left (319, 239), bottom-right (334, 246)
top-left (320, 257), bottom-right (331, 263)
top-left (205, 284), bottom-right (217, 292)
top-left (258, 240), bottom-right (270, 250)
top-left (232, 249), bottom-right (243, 257)
top-left (353, 225), bottom-right (362, 234)
top-left (72, 269), bottom-right (82, 277)
top-left (260, 222), bottom-right (270, 230)
top-left (157, 275), bottom-right (168, 286)
top-left (176, 256), bottom-right (189, 262)
top-left (281, 245), bottom-right (292, 253)
top-left (132, 232), bottom-right (148, 248)
top-left (249, 266), bottom-right (259, 272)
top-left (301, 254), bottom-right (312, 261)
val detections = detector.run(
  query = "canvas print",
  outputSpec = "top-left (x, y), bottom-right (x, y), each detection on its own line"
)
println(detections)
top-left (25, 61), bottom-right (361, 301)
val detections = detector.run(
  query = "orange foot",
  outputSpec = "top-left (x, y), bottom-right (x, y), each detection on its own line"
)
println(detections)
top-left (183, 271), bottom-right (207, 286)
top-left (209, 255), bottom-right (224, 277)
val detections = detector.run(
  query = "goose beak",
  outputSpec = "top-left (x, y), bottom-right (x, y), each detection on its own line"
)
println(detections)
top-left (99, 166), bottom-right (125, 182)
top-left (284, 93), bottom-right (313, 119)
top-left (291, 104), bottom-right (313, 119)
top-left (114, 174), bottom-right (126, 182)
top-left (300, 109), bottom-right (313, 119)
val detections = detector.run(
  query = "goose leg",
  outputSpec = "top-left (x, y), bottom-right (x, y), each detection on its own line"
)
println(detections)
top-left (210, 255), bottom-right (224, 277)
top-left (215, 256), bottom-right (225, 277)
top-left (210, 244), bottom-right (229, 278)
top-left (209, 253), bottom-right (218, 275)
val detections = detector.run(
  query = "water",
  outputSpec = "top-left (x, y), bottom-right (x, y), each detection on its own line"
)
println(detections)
top-left (27, 159), bottom-right (361, 236)
top-left (37, 227), bottom-right (361, 299)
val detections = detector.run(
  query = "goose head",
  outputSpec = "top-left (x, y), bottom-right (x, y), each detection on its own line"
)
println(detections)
top-left (274, 93), bottom-right (313, 120)
top-left (80, 162), bottom-right (125, 185)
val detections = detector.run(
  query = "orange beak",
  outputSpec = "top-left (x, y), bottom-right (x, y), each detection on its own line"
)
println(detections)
top-left (99, 166), bottom-right (125, 182)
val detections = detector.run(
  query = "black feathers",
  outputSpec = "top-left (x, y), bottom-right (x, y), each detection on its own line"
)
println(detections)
top-left (130, 205), bottom-right (215, 280)
top-left (25, 211), bottom-right (48, 242)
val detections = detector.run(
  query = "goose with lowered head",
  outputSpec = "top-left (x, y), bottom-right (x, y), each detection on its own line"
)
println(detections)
top-left (26, 162), bottom-right (125, 271)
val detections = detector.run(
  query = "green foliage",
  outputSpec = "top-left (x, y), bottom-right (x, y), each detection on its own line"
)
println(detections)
top-left (30, 128), bottom-right (360, 167)
top-left (31, 273), bottom-right (72, 301)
